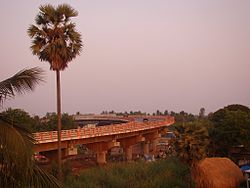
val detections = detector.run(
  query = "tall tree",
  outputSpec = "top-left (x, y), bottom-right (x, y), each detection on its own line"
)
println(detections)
top-left (208, 104), bottom-right (250, 157)
top-left (199, 107), bottom-right (205, 119)
top-left (0, 68), bottom-right (60, 187)
top-left (28, 4), bottom-right (82, 180)
top-left (164, 110), bottom-right (169, 116)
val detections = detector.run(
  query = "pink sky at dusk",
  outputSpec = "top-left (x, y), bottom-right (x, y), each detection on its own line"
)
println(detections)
top-left (1, 0), bottom-right (250, 116)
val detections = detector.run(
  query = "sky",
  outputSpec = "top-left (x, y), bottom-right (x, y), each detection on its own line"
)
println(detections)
top-left (0, 0), bottom-right (250, 116)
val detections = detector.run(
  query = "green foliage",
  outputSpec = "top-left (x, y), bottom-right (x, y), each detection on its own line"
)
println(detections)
top-left (209, 104), bottom-right (250, 123)
top-left (0, 117), bottom-right (34, 187)
top-left (172, 121), bottom-right (210, 166)
top-left (0, 109), bottom-right (77, 132)
top-left (50, 159), bottom-right (73, 181)
top-left (0, 108), bottom-right (35, 131)
top-left (41, 112), bottom-right (77, 131)
top-left (208, 104), bottom-right (250, 156)
top-left (198, 107), bottom-right (205, 119)
top-left (170, 111), bottom-right (196, 123)
top-left (156, 109), bottom-right (162, 116)
top-left (0, 67), bottom-right (44, 105)
top-left (222, 104), bottom-right (250, 113)
top-left (62, 160), bottom-right (73, 179)
top-left (64, 158), bottom-right (192, 188)
top-left (0, 69), bottom-right (61, 187)
top-left (51, 160), bottom-right (59, 178)
top-left (164, 110), bottom-right (169, 116)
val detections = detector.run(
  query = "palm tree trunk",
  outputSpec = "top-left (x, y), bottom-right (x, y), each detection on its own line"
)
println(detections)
top-left (56, 70), bottom-right (62, 181)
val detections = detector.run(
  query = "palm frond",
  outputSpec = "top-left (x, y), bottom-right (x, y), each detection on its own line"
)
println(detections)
top-left (28, 25), bottom-right (40, 38)
top-left (57, 4), bottom-right (78, 19)
top-left (0, 67), bottom-right (44, 105)
top-left (38, 4), bottom-right (56, 25)
top-left (29, 165), bottom-right (62, 188)
top-left (0, 118), bottom-right (33, 187)
top-left (0, 118), bottom-right (61, 187)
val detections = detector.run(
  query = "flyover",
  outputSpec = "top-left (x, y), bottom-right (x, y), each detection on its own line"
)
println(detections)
top-left (33, 115), bottom-right (174, 164)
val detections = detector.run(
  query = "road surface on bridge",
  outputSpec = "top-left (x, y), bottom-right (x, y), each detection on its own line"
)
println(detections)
top-left (34, 116), bottom-right (174, 144)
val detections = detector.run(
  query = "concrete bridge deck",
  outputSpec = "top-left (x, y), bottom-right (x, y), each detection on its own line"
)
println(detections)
top-left (34, 116), bottom-right (174, 144)
top-left (33, 116), bottom-right (175, 164)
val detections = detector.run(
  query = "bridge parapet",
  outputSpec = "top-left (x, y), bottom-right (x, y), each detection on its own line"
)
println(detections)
top-left (34, 116), bottom-right (174, 144)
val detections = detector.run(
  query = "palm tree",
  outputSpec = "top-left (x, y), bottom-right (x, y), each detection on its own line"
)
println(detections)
top-left (28, 4), bottom-right (82, 180)
top-left (0, 67), bottom-right (61, 187)
top-left (173, 121), bottom-right (209, 167)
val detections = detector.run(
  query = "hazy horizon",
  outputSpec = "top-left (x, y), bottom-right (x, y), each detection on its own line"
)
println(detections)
top-left (1, 0), bottom-right (250, 116)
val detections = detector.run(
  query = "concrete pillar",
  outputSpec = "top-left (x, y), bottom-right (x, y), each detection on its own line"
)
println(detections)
top-left (151, 140), bottom-right (158, 155)
top-left (143, 142), bottom-right (149, 155)
top-left (125, 146), bottom-right (133, 161)
top-left (96, 151), bottom-right (107, 165)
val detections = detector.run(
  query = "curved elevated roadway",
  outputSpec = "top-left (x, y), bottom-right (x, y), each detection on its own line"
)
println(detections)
top-left (33, 116), bottom-right (175, 164)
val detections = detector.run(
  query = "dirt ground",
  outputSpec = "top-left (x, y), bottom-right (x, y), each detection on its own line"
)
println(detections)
top-left (70, 157), bottom-right (98, 175)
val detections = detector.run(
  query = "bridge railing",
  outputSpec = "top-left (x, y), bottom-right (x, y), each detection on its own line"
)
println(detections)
top-left (34, 116), bottom-right (174, 144)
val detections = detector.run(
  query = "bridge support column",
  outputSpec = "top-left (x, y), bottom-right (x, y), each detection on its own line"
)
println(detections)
top-left (143, 142), bottom-right (150, 155)
top-left (88, 140), bottom-right (120, 165)
top-left (151, 140), bottom-right (158, 155)
top-left (125, 146), bottom-right (133, 161)
top-left (97, 151), bottom-right (107, 165)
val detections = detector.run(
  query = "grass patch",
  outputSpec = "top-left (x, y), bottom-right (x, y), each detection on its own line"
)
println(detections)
top-left (64, 157), bottom-right (192, 188)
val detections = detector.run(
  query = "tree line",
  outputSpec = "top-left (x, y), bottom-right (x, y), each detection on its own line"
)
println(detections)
top-left (2, 103), bottom-right (250, 165)
top-left (0, 109), bottom-right (77, 132)
top-left (0, 107), bottom-right (209, 132)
